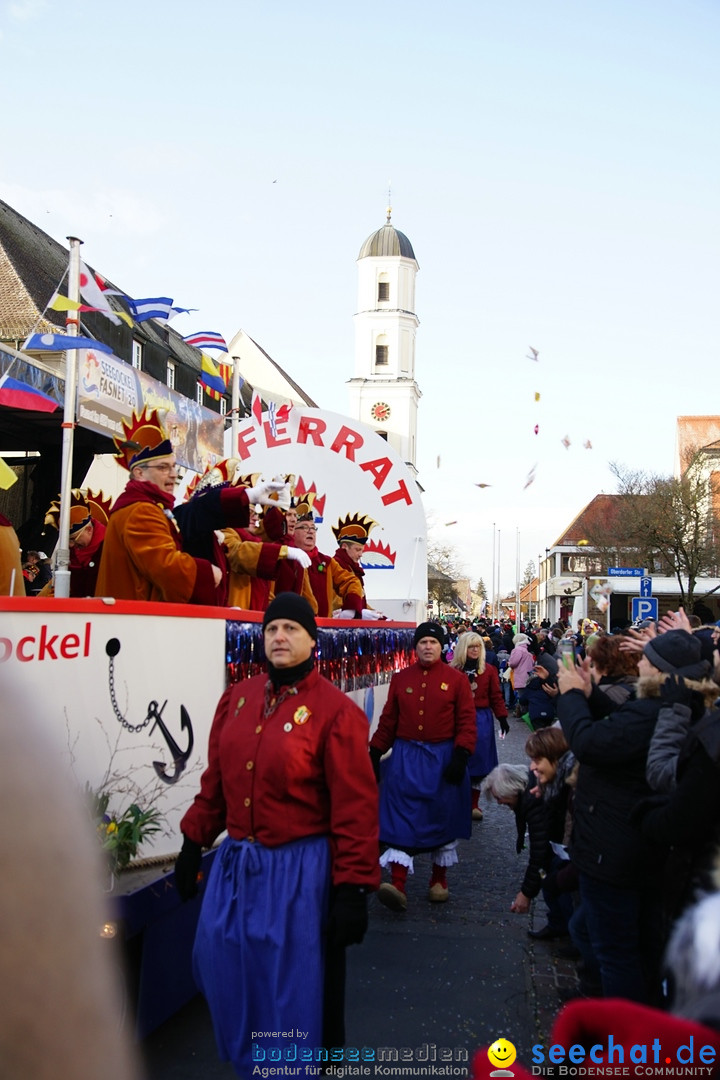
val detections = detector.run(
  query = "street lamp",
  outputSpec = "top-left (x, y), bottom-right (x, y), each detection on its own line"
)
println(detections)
top-left (544, 547), bottom-right (550, 624)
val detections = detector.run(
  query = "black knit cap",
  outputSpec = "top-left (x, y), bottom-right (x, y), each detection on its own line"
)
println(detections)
top-left (413, 621), bottom-right (445, 649)
top-left (643, 629), bottom-right (710, 679)
top-left (263, 593), bottom-right (317, 641)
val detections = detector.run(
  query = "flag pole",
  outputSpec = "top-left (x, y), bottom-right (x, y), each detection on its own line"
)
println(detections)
top-left (491, 522), bottom-right (496, 621)
top-left (497, 529), bottom-right (501, 622)
top-left (231, 355), bottom-right (240, 453)
top-left (515, 527), bottom-right (521, 631)
top-left (54, 236), bottom-right (82, 598)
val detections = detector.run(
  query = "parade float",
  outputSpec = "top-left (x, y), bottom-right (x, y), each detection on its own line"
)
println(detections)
top-left (1, 594), bottom-right (417, 1034)
top-left (1, 336), bottom-right (427, 1033)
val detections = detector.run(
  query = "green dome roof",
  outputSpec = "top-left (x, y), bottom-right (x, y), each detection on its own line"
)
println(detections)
top-left (358, 222), bottom-right (416, 261)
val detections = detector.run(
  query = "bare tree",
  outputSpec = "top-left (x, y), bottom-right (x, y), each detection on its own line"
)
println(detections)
top-left (427, 539), bottom-right (466, 609)
top-left (581, 454), bottom-right (720, 609)
top-left (521, 560), bottom-right (536, 588)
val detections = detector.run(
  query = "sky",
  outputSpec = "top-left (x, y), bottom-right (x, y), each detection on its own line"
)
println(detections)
top-left (2, 0), bottom-right (719, 595)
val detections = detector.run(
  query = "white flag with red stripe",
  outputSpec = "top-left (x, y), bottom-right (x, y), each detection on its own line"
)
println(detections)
top-left (78, 262), bottom-right (120, 325)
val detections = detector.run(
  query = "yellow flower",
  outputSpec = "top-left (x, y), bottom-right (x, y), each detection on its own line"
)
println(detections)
top-left (106, 821), bottom-right (118, 834)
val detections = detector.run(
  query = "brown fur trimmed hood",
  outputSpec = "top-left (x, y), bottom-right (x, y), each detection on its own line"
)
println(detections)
top-left (635, 672), bottom-right (720, 708)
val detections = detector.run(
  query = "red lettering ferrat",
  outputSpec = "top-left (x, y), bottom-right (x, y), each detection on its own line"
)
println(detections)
top-left (233, 413), bottom-right (414, 506)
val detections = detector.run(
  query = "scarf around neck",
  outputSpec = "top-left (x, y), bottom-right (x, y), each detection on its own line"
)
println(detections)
top-left (111, 478), bottom-right (177, 516)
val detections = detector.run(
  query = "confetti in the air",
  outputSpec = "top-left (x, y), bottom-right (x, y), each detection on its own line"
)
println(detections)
top-left (437, 455), bottom-right (441, 468)
top-left (527, 347), bottom-right (539, 361)
top-left (445, 520), bottom-right (458, 526)
top-left (561, 435), bottom-right (571, 449)
top-left (534, 391), bottom-right (540, 402)
top-left (474, 483), bottom-right (492, 488)
top-left (524, 465), bottom-right (537, 490)
top-left (583, 440), bottom-right (592, 450)
top-left (534, 424), bottom-right (539, 435)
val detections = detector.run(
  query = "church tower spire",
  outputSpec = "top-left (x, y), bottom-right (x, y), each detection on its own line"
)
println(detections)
top-left (348, 208), bottom-right (421, 473)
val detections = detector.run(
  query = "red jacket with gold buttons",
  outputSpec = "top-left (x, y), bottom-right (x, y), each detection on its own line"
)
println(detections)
top-left (180, 668), bottom-right (380, 887)
top-left (370, 659), bottom-right (477, 754)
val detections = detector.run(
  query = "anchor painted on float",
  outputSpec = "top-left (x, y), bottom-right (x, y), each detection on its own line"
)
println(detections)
top-left (105, 637), bottom-right (194, 785)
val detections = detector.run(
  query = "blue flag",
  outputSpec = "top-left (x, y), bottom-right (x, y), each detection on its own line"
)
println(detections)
top-left (23, 333), bottom-right (113, 354)
top-left (126, 297), bottom-right (174, 322)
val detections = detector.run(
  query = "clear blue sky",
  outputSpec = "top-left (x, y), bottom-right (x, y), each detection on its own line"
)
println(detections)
top-left (3, 0), bottom-right (718, 593)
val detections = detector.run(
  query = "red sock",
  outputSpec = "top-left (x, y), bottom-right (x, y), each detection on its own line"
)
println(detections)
top-left (390, 862), bottom-right (409, 894)
top-left (430, 864), bottom-right (447, 888)
top-left (471, 788), bottom-right (481, 811)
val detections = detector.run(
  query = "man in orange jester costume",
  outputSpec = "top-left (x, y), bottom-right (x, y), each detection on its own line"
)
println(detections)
top-left (96, 409), bottom-right (283, 604)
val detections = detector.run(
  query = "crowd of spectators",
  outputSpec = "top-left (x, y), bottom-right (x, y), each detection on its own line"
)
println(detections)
top-left (444, 606), bottom-right (720, 1023)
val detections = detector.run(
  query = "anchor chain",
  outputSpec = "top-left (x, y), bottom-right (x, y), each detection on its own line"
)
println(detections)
top-left (108, 655), bottom-right (155, 734)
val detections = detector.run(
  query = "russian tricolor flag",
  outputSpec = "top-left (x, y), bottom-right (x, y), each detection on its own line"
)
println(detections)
top-left (0, 374), bottom-right (59, 413)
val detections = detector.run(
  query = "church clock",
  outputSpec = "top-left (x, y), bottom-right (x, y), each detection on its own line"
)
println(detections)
top-left (370, 402), bottom-right (391, 423)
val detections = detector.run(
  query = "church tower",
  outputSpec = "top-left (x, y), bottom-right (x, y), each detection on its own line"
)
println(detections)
top-left (348, 207), bottom-right (421, 473)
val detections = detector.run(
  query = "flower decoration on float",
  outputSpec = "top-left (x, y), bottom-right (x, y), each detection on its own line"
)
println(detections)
top-left (86, 785), bottom-right (163, 874)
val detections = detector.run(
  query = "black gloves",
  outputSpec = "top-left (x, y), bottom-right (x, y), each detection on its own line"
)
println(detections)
top-left (326, 884), bottom-right (369, 947)
top-left (174, 835), bottom-right (203, 901)
top-left (369, 746), bottom-right (383, 784)
top-left (629, 793), bottom-right (668, 828)
top-left (443, 745), bottom-right (470, 785)
top-left (498, 715), bottom-right (510, 736)
top-left (660, 675), bottom-right (706, 722)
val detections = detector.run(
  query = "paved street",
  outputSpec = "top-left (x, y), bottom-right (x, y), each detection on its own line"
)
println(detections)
top-left (140, 714), bottom-right (576, 1079)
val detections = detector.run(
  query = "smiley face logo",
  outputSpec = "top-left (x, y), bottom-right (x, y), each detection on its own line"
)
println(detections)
top-left (488, 1038), bottom-right (517, 1074)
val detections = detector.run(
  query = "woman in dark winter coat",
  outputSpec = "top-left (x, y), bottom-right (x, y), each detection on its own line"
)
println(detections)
top-left (482, 763), bottom-right (553, 916)
top-left (636, 674), bottom-right (720, 936)
top-left (518, 653), bottom-right (559, 729)
top-left (557, 629), bottom-right (710, 1004)
top-left (482, 635), bottom-right (499, 670)
top-left (586, 634), bottom-right (639, 711)
top-left (452, 633), bottom-right (509, 821)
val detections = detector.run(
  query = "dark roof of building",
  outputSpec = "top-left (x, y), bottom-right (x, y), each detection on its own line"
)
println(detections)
top-left (0, 199), bottom-right (205, 372)
top-left (0, 200), bottom-right (317, 412)
top-left (552, 494), bottom-right (622, 547)
top-left (358, 221), bottom-right (416, 262)
top-left (427, 564), bottom-right (455, 584)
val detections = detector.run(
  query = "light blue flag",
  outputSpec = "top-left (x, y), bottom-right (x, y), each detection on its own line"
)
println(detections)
top-left (23, 332), bottom-right (113, 354)
top-left (126, 297), bottom-right (174, 322)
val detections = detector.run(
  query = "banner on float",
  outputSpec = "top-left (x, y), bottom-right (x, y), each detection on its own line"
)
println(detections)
top-left (1, 606), bottom-right (226, 858)
top-left (226, 408), bottom-right (427, 618)
top-left (77, 349), bottom-right (223, 472)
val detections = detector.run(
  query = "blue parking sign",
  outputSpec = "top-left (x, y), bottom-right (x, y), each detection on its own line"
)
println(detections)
top-left (632, 597), bottom-right (658, 622)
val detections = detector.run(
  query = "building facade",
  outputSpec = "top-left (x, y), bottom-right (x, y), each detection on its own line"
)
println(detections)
top-left (347, 210), bottom-right (421, 473)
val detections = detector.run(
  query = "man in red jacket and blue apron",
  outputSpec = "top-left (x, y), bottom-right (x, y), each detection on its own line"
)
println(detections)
top-left (370, 621), bottom-right (476, 910)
